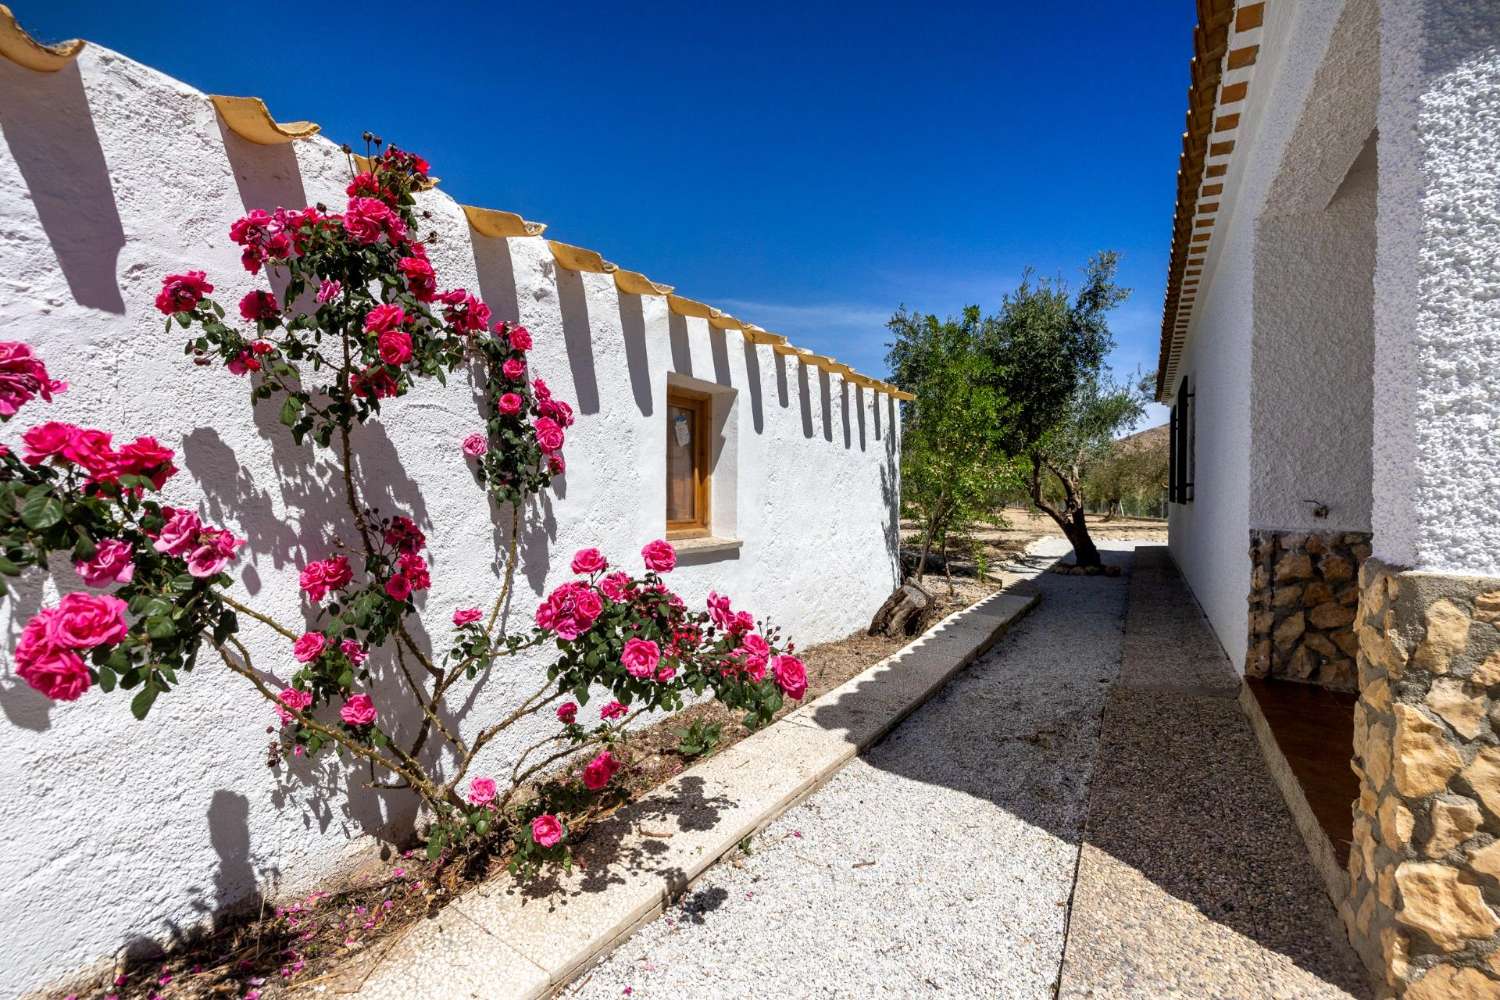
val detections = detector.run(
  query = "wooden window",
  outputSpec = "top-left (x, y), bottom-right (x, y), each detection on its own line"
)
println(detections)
top-left (666, 387), bottom-right (711, 538)
top-left (1169, 375), bottom-right (1195, 504)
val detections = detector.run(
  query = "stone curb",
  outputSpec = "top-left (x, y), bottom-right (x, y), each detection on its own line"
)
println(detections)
top-left (352, 585), bottom-right (1041, 1000)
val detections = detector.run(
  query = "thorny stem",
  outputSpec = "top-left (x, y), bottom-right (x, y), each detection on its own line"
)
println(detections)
top-left (218, 593), bottom-right (299, 641)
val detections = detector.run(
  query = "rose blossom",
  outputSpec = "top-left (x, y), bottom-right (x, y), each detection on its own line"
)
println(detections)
top-left (341, 639), bottom-right (368, 665)
top-left (46, 592), bottom-right (128, 649)
top-left (570, 548), bottom-right (607, 575)
top-left (508, 326), bottom-right (533, 351)
top-left (466, 777), bottom-right (498, 806)
top-left (600, 700), bottom-right (627, 721)
top-left (621, 638), bottom-right (661, 679)
top-left (501, 357), bottom-right (525, 381)
top-left (238, 290), bottom-right (280, 322)
top-left (63, 427), bottom-right (117, 481)
top-left (377, 330), bottom-right (413, 365)
top-left (385, 574), bottom-right (412, 601)
top-left (641, 539), bottom-right (676, 573)
top-left (315, 279), bottom-right (342, 304)
top-left (75, 539), bottom-right (135, 587)
top-left (548, 453), bottom-right (566, 475)
top-left (497, 392), bottom-right (522, 416)
top-left (300, 555), bottom-right (353, 602)
top-left (292, 632), bottom-right (327, 663)
top-left (534, 581), bottom-right (603, 641)
top-left (343, 197), bottom-right (401, 244)
top-left (155, 271), bottom-right (213, 315)
top-left (582, 751), bottom-right (619, 791)
top-left (116, 436), bottom-right (177, 489)
top-left (14, 612), bottom-right (89, 701)
top-left (398, 256), bottom-right (437, 301)
top-left (773, 655), bottom-right (808, 700)
top-left (556, 701), bottom-right (577, 724)
top-left (461, 433), bottom-right (488, 457)
top-left (452, 607), bottom-right (482, 627)
top-left (439, 289), bottom-right (490, 334)
top-left (364, 303), bottom-right (407, 335)
top-left (533, 416), bottom-right (564, 453)
top-left (276, 687), bottom-right (313, 726)
top-left (20, 420), bottom-right (75, 464)
top-left (384, 515), bottom-right (426, 553)
top-left (740, 633), bottom-right (770, 659)
top-left (531, 813), bottom-right (563, 848)
top-left (599, 572), bottom-right (631, 602)
top-left (153, 507), bottom-right (204, 556)
top-left (185, 527), bottom-right (245, 578)
top-left (340, 694), bottom-right (377, 727)
top-left (540, 398), bottom-right (575, 428)
top-left (0, 342), bottom-right (66, 418)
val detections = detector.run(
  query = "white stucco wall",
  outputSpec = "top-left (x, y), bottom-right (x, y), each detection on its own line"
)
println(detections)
top-left (0, 45), bottom-right (901, 997)
top-left (1373, 0), bottom-right (1500, 575)
top-left (1168, 0), bottom-right (1350, 673)
top-left (1250, 0), bottom-right (1377, 535)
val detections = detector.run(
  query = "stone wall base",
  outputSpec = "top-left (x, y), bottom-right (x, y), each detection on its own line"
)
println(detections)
top-left (1248, 530), bottom-right (1371, 691)
top-left (1348, 559), bottom-right (1500, 997)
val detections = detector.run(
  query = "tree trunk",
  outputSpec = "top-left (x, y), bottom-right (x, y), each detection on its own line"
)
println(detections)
top-left (940, 533), bottom-right (954, 594)
top-left (1027, 453), bottom-right (1104, 569)
top-left (1060, 507), bottom-right (1102, 567)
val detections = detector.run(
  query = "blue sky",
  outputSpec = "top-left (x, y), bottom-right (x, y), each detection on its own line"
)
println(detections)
top-left (24, 1), bottom-right (1187, 427)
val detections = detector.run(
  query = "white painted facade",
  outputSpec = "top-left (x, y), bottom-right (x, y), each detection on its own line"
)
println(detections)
top-left (0, 44), bottom-right (901, 997)
top-left (1165, 0), bottom-right (1500, 668)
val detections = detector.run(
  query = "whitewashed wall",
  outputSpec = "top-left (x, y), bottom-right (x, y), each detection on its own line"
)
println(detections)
top-left (0, 45), bottom-right (901, 997)
top-left (1373, 0), bottom-right (1500, 576)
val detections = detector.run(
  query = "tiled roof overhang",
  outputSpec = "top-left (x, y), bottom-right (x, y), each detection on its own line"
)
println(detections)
top-left (1154, 1), bottom-right (1267, 402)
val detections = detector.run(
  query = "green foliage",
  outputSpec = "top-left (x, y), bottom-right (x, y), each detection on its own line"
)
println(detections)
top-left (674, 719), bottom-right (723, 758)
top-left (887, 307), bottom-right (1017, 578)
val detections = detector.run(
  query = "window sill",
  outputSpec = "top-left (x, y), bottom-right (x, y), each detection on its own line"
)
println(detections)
top-left (669, 536), bottom-right (743, 557)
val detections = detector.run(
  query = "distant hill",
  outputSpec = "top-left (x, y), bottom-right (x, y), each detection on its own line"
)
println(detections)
top-left (1114, 423), bottom-right (1168, 454)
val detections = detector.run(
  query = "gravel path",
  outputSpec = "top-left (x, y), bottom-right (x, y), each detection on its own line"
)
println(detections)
top-left (568, 538), bottom-right (1124, 999)
top-left (566, 540), bottom-right (1366, 999)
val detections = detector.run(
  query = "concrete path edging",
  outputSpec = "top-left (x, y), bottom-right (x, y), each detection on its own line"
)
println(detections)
top-left (352, 586), bottom-right (1041, 1000)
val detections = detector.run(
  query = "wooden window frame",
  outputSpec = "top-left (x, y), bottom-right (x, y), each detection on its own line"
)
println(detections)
top-left (666, 386), bottom-right (712, 540)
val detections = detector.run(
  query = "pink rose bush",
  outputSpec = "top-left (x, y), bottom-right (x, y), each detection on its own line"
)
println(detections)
top-left (1, 147), bottom-right (802, 884)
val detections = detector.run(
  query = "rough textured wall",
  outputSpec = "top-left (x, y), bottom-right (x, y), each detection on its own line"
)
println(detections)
top-left (1247, 530), bottom-right (1370, 691)
top-left (1167, 0), bottom-right (1347, 674)
top-left (1373, 0), bottom-right (1500, 575)
top-left (0, 46), bottom-right (901, 997)
top-left (1348, 559), bottom-right (1500, 997)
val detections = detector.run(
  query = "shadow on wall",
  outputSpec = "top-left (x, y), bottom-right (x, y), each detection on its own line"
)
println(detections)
top-left (797, 364), bottom-right (814, 438)
top-left (556, 268), bottom-right (601, 416)
top-left (741, 338), bottom-right (764, 433)
top-left (0, 60), bottom-right (125, 313)
top-left (617, 295), bottom-right (654, 417)
top-left (668, 312), bottom-right (693, 378)
top-left (471, 234), bottom-right (522, 327)
top-left (819, 370), bottom-right (833, 442)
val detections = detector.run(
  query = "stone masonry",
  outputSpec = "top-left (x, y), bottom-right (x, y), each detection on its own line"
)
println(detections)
top-left (1347, 558), bottom-right (1500, 998)
top-left (1248, 530), bottom-right (1371, 692)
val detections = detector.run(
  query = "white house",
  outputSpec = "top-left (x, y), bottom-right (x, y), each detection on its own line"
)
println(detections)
top-left (1158, 0), bottom-right (1500, 994)
top-left (0, 12), bottom-right (905, 996)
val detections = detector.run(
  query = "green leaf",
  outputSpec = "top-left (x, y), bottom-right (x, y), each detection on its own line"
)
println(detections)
top-left (130, 685), bottom-right (159, 720)
top-left (97, 664), bottom-right (116, 693)
top-left (279, 395), bottom-right (304, 428)
top-left (19, 488), bottom-right (63, 530)
top-left (145, 616), bottom-right (177, 639)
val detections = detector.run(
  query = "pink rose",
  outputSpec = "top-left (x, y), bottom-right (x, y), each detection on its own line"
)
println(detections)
top-left (238, 290), bottom-right (280, 322)
top-left (739, 633), bottom-right (770, 659)
top-left (641, 540), bottom-right (676, 573)
top-left (502, 357), bottom-right (526, 381)
top-left (548, 453), bottom-right (566, 475)
top-left (155, 271), bottom-right (213, 315)
top-left (341, 639), bottom-right (368, 665)
top-left (532, 377), bottom-right (552, 401)
top-left (14, 613), bottom-right (90, 700)
top-left (315, 279), bottom-right (342, 304)
top-left (599, 572), bottom-right (630, 602)
top-left (534, 581), bottom-right (602, 640)
top-left (570, 548), bottom-right (607, 575)
top-left (540, 398), bottom-right (575, 428)
top-left (600, 700), bottom-right (627, 721)
top-left (385, 574), bottom-right (413, 602)
top-left (300, 555), bottom-right (353, 602)
top-left (533, 416), bottom-right (564, 453)
top-left (731, 611), bottom-right (755, 634)
top-left (582, 751), bottom-right (619, 791)
top-left (378, 330), bottom-right (413, 365)
top-left (399, 256), bottom-right (437, 302)
top-left (621, 638), bottom-right (661, 679)
top-left (63, 427), bottom-right (117, 481)
top-left (452, 607), bottom-right (482, 627)
top-left (384, 515), bottom-right (426, 554)
top-left (466, 776), bottom-right (498, 806)
top-left (773, 655), bottom-right (808, 700)
top-left (0, 342), bottom-right (66, 418)
top-left (20, 421), bottom-right (76, 464)
top-left (556, 701), bottom-right (577, 724)
top-left (185, 527), bottom-right (245, 578)
top-left (343, 197), bottom-right (400, 244)
top-left (398, 551), bottom-right (431, 590)
top-left (497, 392), bottom-right (522, 416)
top-left (439, 289), bottom-right (491, 334)
top-left (461, 433), bottom-right (488, 457)
top-left (153, 507), bottom-right (203, 557)
top-left (292, 631), bottom-right (327, 663)
top-left (275, 687), bottom-right (313, 726)
top-left (509, 326), bottom-right (533, 351)
top-left (340, 694), bottom-right (377, 727)
top-left (115, 436), bottom-right (177, 489)
top-left (364, 303), bottom-right (407, 335)
top-left (75, 539), bottom-right (135, 587)
top-left (531, 813), bottom-right (563, 848)
top-left (46, 592), bottom-right (128, 649)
